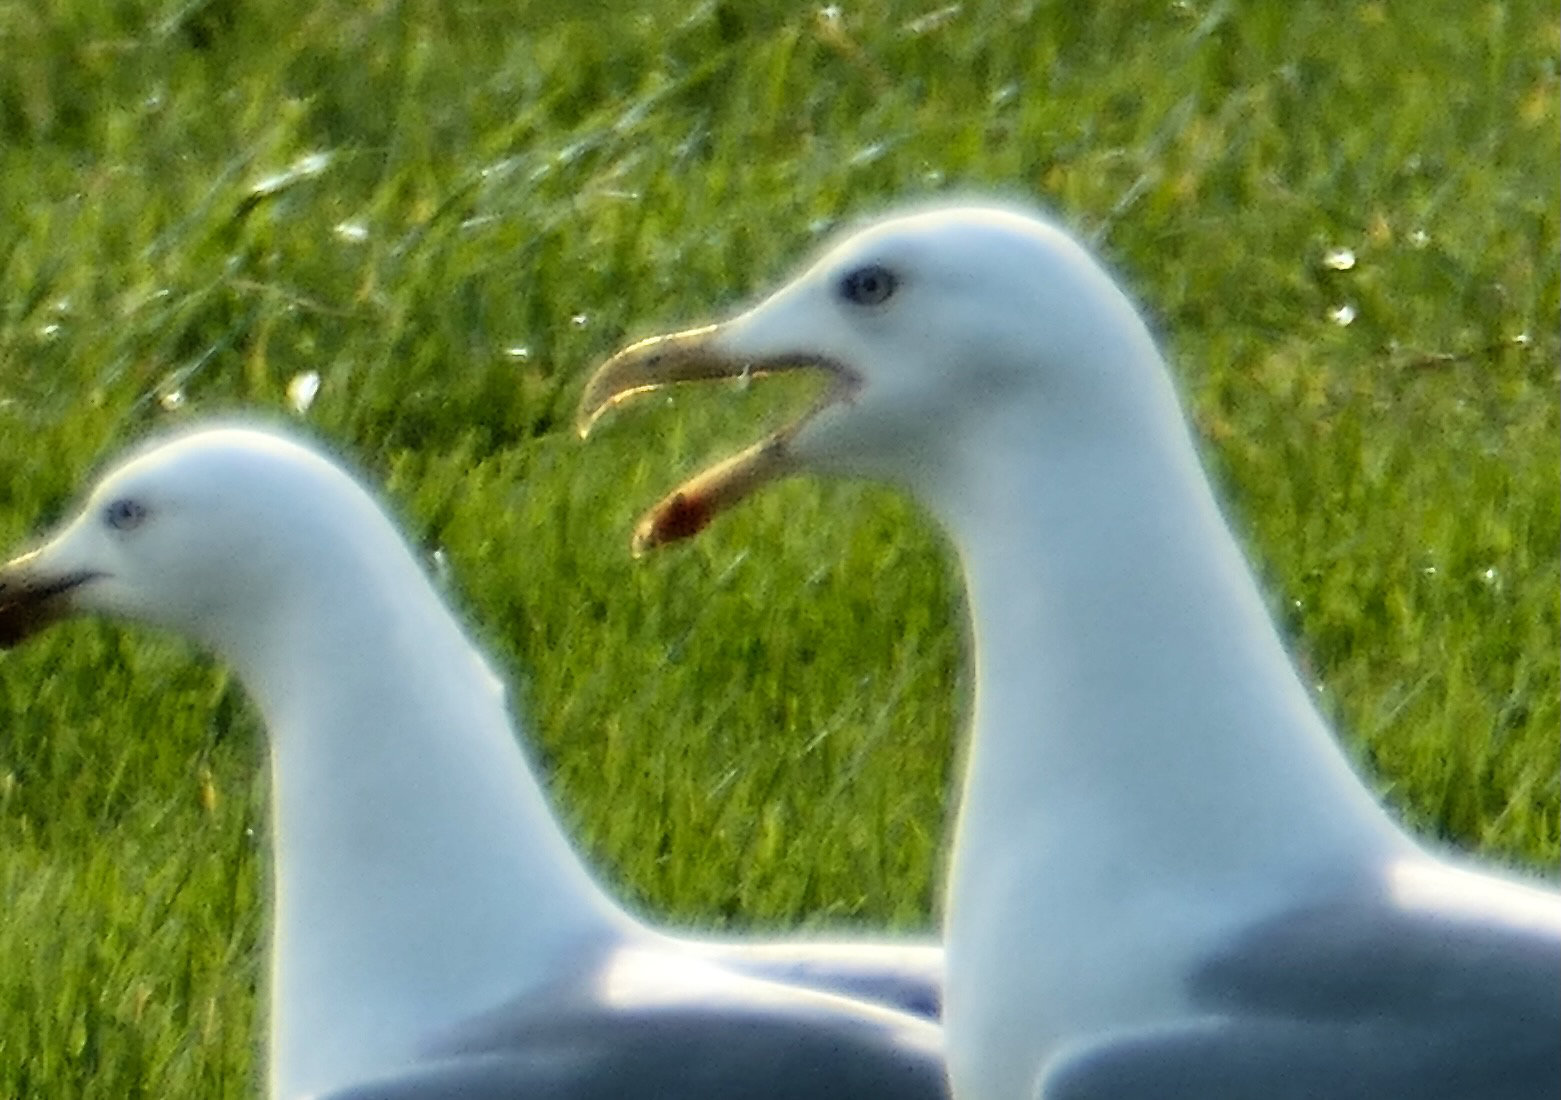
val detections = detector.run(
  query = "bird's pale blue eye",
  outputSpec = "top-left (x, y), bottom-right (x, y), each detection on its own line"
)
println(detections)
top-left (104, 498), bottom-right (148, 531)
top-left (838, 265), bottom-right (898, 306)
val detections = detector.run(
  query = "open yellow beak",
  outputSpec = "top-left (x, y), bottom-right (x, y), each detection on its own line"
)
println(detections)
top-left (578, 323), bottom-right (858, 554)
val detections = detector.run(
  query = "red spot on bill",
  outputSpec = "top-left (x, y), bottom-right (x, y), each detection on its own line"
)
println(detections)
top-left (633, 491), bottom-right (712, 553)
top-left (652, 491), bottom-right (712, 542)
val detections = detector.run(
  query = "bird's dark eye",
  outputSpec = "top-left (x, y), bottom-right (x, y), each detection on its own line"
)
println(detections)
top-left (104, 498), bottom-right (148, 532)
top-left (838, 264), bottom-right (898, 307)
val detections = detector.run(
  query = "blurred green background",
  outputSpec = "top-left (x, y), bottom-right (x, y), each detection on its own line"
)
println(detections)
top-left (0, 1), bottom-right (1556, 1094)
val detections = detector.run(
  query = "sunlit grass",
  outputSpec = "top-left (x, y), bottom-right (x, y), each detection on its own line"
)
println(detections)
top-left (0, 1), bottom-right (1556, 1094)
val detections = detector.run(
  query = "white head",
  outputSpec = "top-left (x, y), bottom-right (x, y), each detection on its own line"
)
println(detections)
top-left (0, 425), bottom-right (405, 663)
top-left (578, 203), bottom-right (1176, 545)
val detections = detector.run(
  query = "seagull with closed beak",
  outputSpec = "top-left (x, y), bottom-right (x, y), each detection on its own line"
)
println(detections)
top-left (0, 424), bottom-right (948, 1100)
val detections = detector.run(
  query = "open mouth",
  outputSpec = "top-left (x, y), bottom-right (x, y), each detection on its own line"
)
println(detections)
top-left (0, 566), bottom-right (99, 648)
top-left (578, 325), bottom-right (860, 553)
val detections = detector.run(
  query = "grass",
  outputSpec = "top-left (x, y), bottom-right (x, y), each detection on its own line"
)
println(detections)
top-left (0, 0), bottom-right (1556, 1094)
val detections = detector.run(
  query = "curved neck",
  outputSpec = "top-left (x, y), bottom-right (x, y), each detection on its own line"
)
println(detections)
top-left (940, 389), bottom-right (1409, 902)
top-left (221, 532), bottom-right (629, 1100)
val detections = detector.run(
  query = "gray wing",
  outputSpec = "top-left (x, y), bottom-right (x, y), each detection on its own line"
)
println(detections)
top-left (320, 947), bottom-right (948, 1099)
top-left (319, 1007), bottom-right (946, 1099)
top-left (1040, 870), bottom-right (1561, 1100)
top-left (1039, 1014), bottom-right (1555, 1100)
top-left (691, 937), bottom-right (943, 1020)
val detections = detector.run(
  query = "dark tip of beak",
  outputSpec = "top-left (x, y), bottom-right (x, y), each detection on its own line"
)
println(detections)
top-left (0, 570), bottom-right (100, 649)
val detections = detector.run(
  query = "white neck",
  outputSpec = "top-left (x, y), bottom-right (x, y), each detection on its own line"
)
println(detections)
top-left (219, 524), bottom-right (631, 1100)
top-left (947, 402), bottom-right (1408, 875)
top-left (931, 367), bottom-right (1412, 1093)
